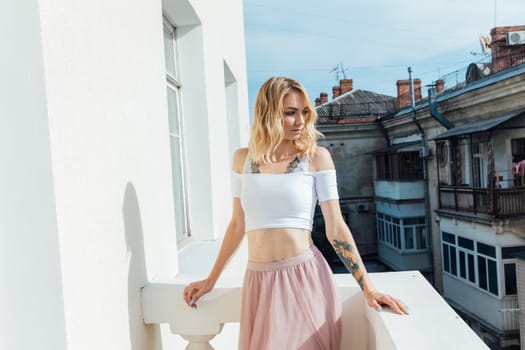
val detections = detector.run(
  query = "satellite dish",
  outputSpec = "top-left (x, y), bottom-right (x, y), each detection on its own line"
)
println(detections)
top-left (479, 35), bottom-right (491, 54)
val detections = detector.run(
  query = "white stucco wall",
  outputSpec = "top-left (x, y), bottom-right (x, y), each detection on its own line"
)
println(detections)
top-left (37, 0), bottom-right (179, 348)
top-left (0, 1), bottom-right (68, 349)
top-left (163, 0), bottom-right (250, 240)
top-left (1, 0), bottom-right (250, 349)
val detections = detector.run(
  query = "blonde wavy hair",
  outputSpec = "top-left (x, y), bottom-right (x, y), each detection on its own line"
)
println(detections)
top-left (248, 77), bottom-right (322, 164)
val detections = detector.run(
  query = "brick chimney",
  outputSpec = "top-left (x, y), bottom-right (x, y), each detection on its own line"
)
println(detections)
top-left (396, 79), bottom-right (421, 109)
top-left (340, 79), bottom-right (353, 94)
top-left (490, 25), bottom-right (525, 73)
top-left (332, 86), bottom-right (341, 99)
top-left (436, 79), bottom-right (445, 93)
top-left (319, 92), bottom-right (328, 104)
top-left (315, 97), bottom-right (321, 106)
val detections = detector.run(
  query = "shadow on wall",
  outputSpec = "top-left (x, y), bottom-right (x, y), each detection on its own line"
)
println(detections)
top-left (123, 182), bottom-right (163, 350)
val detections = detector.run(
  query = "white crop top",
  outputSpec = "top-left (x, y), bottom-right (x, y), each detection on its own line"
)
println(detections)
top-left (231, 154), bottom-right (339, 232)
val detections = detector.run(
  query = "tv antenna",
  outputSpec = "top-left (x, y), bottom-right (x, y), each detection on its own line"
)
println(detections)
top-left (329, 62), bottom-right (348, 81)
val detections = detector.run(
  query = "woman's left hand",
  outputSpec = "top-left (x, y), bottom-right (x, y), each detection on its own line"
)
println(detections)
top-left (364, 290), bottom-right (408, 315)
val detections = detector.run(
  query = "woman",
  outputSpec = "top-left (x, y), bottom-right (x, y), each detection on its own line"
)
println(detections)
top-left (183, 77), bottom-right (407, 350)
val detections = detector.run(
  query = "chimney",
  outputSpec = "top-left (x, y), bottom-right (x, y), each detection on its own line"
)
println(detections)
top-left (490, 25), bottom-right (525, 73)
top-left (340, 79), bottom-right (353, 94)
top-left (332, 86), bottom-right (341, 99)
top-left (413, 79), bottom-right (422, 102)
top-left (396, 80), bottom-right (410, 109)
top-left (315, 97), bottom-right (321, 107)
top-left (435, 79), bottom-right (445, 93)
top-left (396, 79), bottom-right (421, 109)
top-left (319, 92), bottom-right (328, 104)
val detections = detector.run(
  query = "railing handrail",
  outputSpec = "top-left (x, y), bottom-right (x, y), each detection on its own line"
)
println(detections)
top-left (438, 185), bottom-right (525, 218)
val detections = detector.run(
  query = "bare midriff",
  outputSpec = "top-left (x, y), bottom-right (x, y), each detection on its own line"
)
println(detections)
top-left (247, 227), bottom-right (314, 262)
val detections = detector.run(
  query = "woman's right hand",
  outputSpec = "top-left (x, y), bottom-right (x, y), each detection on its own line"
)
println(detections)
top-left (183, 278), bottom-right (215, 308)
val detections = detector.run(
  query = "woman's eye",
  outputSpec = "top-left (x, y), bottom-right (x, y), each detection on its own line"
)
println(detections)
top-left (285, 111), bottom-right (296, 116)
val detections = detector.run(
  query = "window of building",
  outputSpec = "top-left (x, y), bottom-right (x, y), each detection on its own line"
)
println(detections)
top-left (472, 142), bottom-right (487, 188)
top-left (377, 214), bottom-right (427, 251)
top-left (399, 152), bottom-right (423, 179)
top-left (442, 232), bottom-right (500, 296)
top-left (511, 138), bottom-right (525, 163)
top-left (457, 237), bottom-right (476, 284)
top-left (437, 136), bottom-right (489, 188)
top-left (403, 217), bottom-right (426, 250)
top-left (376, 151), bottom-right (423, 181)
top-left (442, 232), bottom-right (457, 276)
top-left (163, 18), bottom-right (189, 241)
top-left (501, 246), bottom-right (525, 296)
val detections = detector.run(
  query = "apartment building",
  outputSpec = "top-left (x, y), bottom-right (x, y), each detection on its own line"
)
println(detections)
top-left (316, 25), bottom-right (525, 349)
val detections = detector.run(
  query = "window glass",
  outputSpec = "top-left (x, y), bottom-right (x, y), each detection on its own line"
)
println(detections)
top-left (442, 232), bottom-right (456, 244)
top-left (404, 227), bottom-right (414, 249)
top-left (477, 242), bottom-right (496, 258)
top-left (450, 246), bottom-right (457, 276)
top-left (405, 217), bottom-right (425, 225)
top-left (504, 263), bottom-right (517, 295)
top-left (459, 251), bottom-right (466, 279)
top-left (458, 237), bottom-right (474, 251)
top-left (478, 256), bottom-right (487, 290)
top-left (163, 24), bottom-right (177, 78)
top-left (416, 226), bottom-right (426, 249)
top-left (443, 244), bottom-right (450, 273)
top-left (164, 18), bottom-right (188, 241)
top-left (502, 246), bottom-right (525, 259)
top-left (468, 254), bottom-right (475, 283)
top-left (488, 260), bottom-right (498, 295)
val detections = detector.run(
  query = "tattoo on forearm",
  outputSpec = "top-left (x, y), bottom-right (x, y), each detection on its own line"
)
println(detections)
top-left (332, 239), bottom-right (364, 290)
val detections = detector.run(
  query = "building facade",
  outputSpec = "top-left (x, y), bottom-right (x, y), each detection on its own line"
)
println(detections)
top-left (381, 43), bottom-right (525, 348)
top-left (315, 26), bottom-right (525, 349)
top-left (314, 82), bottom-right (397, 262)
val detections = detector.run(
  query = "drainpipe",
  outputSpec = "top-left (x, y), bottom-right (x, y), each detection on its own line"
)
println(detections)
top-left (427, 85), bottom-right (456, 186)
top-left (376, 117), bottom-right (390, 147)
top-left (428, 88), bottom-right (454, 130)
top-left (409, 67), bottom-right (434, 281)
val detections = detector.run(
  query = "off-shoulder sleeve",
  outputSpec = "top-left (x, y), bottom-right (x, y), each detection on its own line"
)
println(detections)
top-left (314, 170), bottom-right (339, 202)
top-left (231, 171), bottom-right (242, 198)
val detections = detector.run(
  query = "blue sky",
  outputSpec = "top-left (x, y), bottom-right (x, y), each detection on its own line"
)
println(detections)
top-left (243, 0), bottom-right (525, 115)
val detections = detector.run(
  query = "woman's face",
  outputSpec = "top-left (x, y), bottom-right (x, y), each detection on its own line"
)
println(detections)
top-left (282, 91), bottom-right (309, 141)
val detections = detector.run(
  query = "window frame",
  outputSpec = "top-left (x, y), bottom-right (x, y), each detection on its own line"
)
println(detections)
top-left (376, 213), bottom-right (427, 252)
top-left (163, 17), bottom-right (190, 241)
top-left (441, 232), bottom-right (502, 297)
top-left (375, 151), bottom-right (423, 181)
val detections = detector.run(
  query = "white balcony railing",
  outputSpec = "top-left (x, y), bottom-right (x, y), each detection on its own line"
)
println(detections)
top-left (142, 241), bottom-right (489, 349)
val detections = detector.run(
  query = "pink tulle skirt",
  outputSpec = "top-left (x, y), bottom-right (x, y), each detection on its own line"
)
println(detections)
top-left (239, 245), bottom-right (342, 350)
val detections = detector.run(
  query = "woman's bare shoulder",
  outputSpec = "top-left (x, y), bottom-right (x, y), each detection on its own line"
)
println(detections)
top-left (310, 146), bottom-right (335, 172)
top-left (232, 147), bottom-right (249, 173)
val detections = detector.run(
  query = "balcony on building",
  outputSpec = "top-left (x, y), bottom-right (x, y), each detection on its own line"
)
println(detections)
top-left (432, 108), bottom-right (525, 219)
top-left (432, 108), bottom-right (525, 348)
top-left (371, 141), bottom-right (432, 273)
top-left (142, 239), bottom-right (489, 350)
